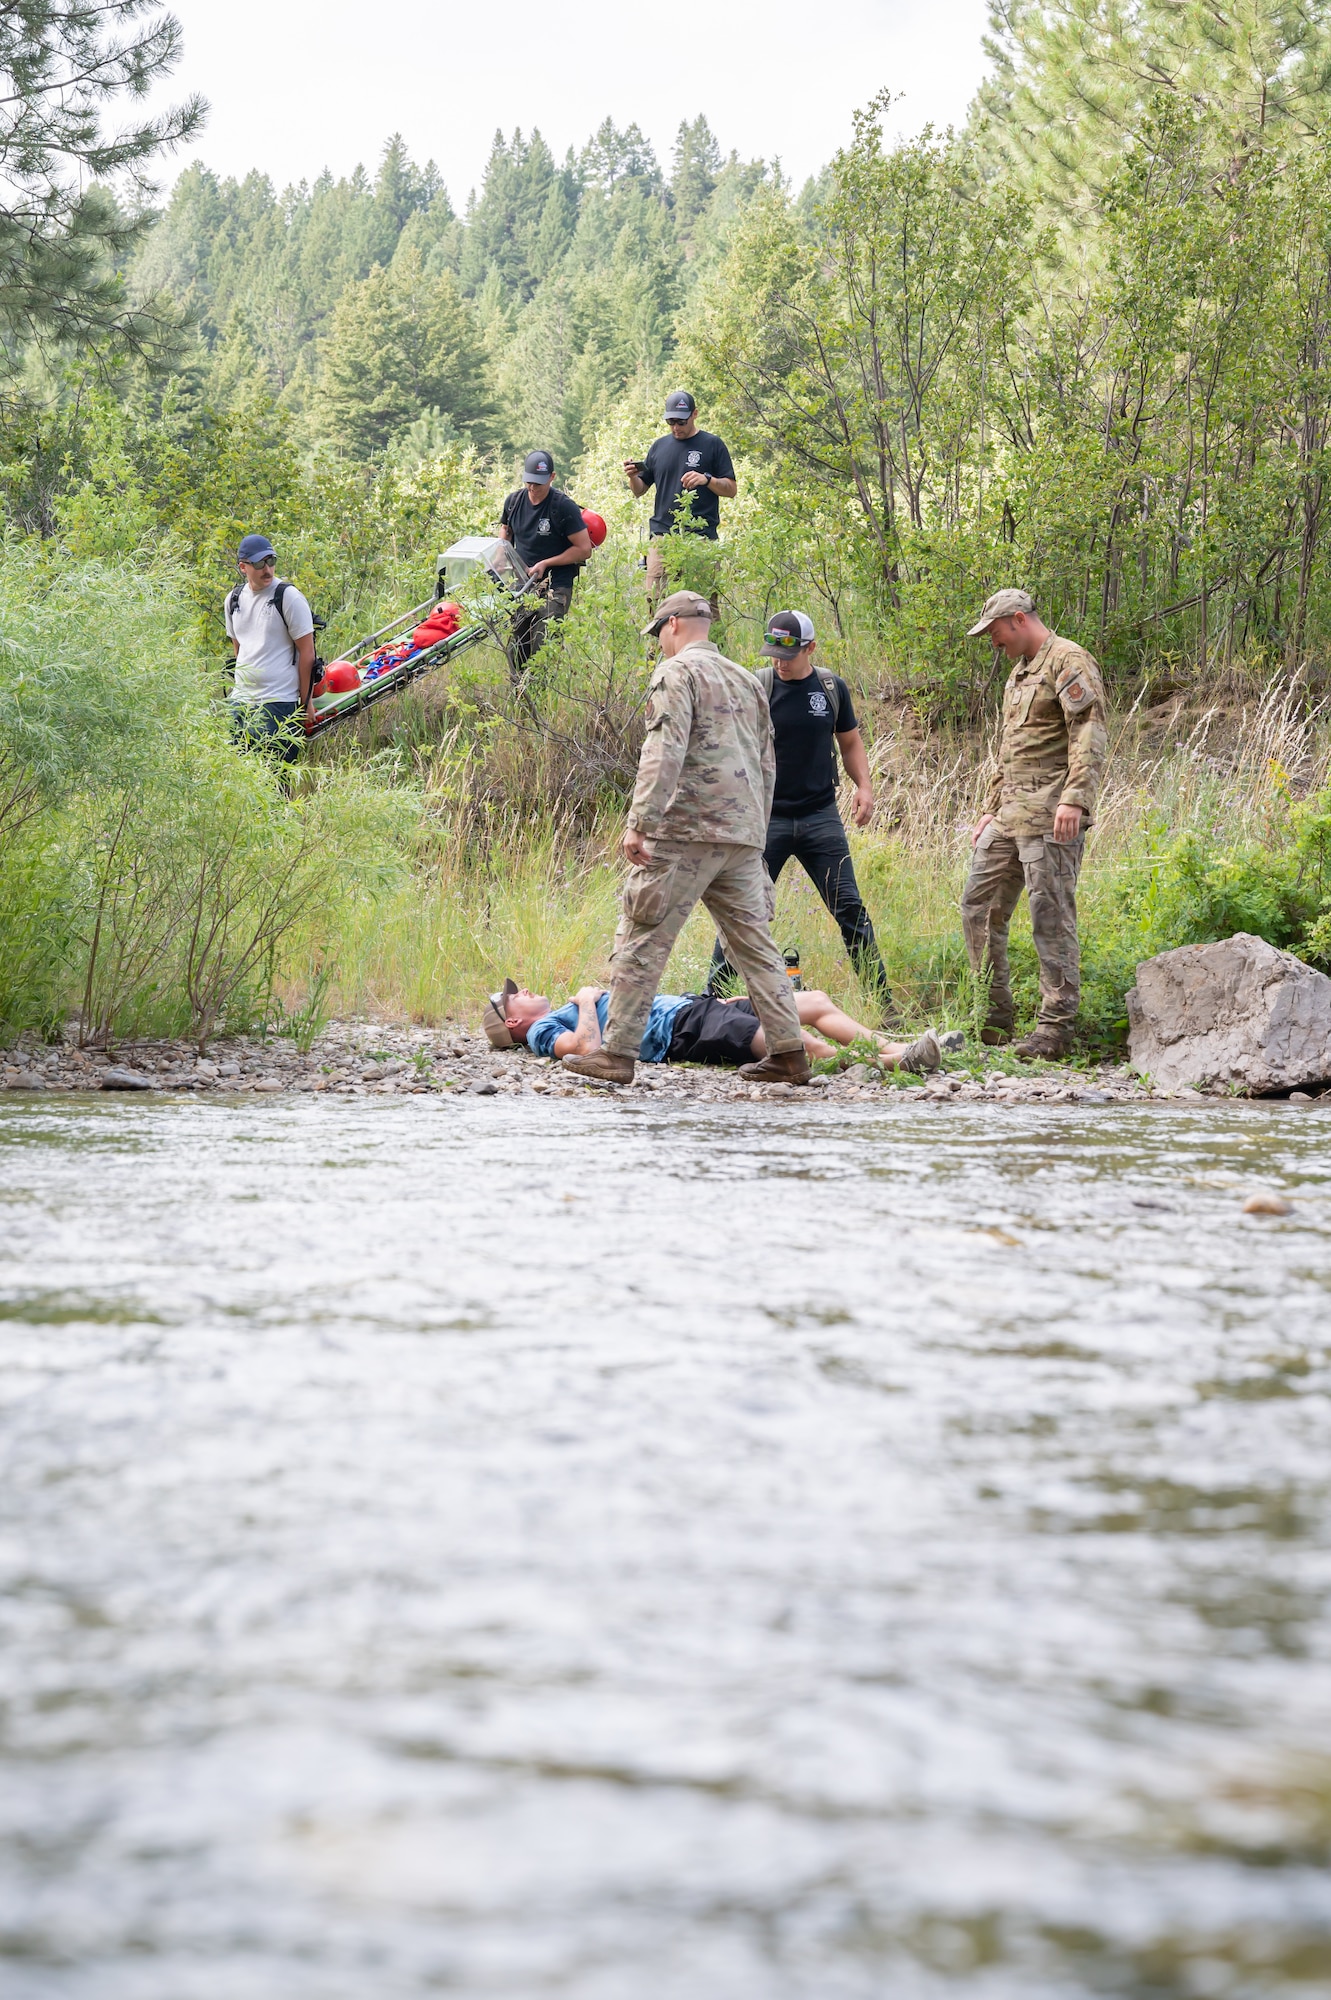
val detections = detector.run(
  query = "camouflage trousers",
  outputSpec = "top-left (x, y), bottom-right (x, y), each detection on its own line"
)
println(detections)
top-left (960, 823), bottom-right (1085, 1028)
top-left (605, 840), bottom-right (803, 1059)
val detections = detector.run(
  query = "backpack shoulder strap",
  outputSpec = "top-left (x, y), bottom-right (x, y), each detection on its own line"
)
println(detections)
top-left (269, 579), bottom-right (301, 661)
top-left (755, 661), bottom-right (841, 729)
top-left (226, 582), bottom-right (243, 621)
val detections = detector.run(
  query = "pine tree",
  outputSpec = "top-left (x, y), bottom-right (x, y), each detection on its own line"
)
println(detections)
top-left (312, 249), bottom-right (492, 456)
top-left (0, 0), bottom-right (204, 366)
top-left (457, 130), bottom-right (559, 300)
top-left (977, 0), bottom-right (1331, 217)
top-left (579, 120), bottom-right (664, 198)
top-left (374, 134), bottom-right (430, 239)
top-left (671, 116), bottom-right (722, 251)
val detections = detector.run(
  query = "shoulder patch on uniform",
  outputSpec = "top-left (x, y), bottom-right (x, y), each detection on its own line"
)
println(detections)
top-left (1055, 648), bottom-right (1099, 706)
top-left (1058, 676), bottom-right (1097, 714)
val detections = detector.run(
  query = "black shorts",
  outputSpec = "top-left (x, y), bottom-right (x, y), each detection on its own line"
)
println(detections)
top-left (667, 993), bottom-right (760, 1066)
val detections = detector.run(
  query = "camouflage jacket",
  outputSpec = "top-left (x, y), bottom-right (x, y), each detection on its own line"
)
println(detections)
top-left (627, 640), bottom-right (773, 847)
top-left (985, 634), bottom-right (1108, 835)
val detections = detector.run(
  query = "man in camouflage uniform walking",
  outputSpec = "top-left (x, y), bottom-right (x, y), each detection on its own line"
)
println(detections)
top-left (961, 589), bottom-right (1108, 1060)
top-left (563, 590), bottom-right (810, 1086)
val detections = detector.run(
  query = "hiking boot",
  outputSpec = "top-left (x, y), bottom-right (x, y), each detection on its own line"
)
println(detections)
top-left (562, 1050), bottom-right (635, 1084)
top-left (737, 1048), bottom-right (812, 1086)
top-left (980, 1024), bottom-right (1012, 1047)
top-left (938, 1030), bottom-right (967, 1056)
top-left (1012, 1023), bottom-right (1075, 1062)
top-left (897, 1028), bottom-right (941, 1075)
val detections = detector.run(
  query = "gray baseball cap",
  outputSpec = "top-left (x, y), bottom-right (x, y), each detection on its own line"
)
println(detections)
top-left (968, 588), bottom-right (1035, 636)
top-left (523, 449), bottom-right (554, 480)
top-left (481, 977), bottom-right (518, 1049)
top-left (663, 391), bottom-right (697, 420)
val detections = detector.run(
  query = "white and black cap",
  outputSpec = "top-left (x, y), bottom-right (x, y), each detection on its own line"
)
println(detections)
top-left (761, 609), bottom-right (816, 656)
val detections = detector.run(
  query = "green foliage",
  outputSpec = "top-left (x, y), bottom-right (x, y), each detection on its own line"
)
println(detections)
top-left (312, 251), bottom-right (492, 457)
top-left (0, 545), bottom-right (197, 842)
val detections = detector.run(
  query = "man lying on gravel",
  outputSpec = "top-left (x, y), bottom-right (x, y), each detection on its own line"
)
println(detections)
top-left (482, 979), bottom-right (942, 1075)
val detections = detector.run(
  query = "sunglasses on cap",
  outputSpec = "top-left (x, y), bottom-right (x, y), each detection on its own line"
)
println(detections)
top-left (763, 627), bottom-right (803, 651)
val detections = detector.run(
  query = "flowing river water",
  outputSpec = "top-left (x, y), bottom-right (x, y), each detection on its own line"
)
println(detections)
top-left (2, 1090), bottom-right (1330, 1999)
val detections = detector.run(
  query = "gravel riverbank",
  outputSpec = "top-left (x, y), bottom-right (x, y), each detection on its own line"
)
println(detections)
top-left (4, 1020), bottom-right (1317, 1105)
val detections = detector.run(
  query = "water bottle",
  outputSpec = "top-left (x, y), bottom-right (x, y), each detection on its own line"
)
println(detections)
top-left (783, 950), bottom-right (803, 991)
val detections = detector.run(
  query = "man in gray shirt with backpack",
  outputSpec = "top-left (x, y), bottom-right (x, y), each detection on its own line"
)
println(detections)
top-left (708, 608), bottom-right (899, 1022)
top-left (223, 532), bottom-right (317, 765)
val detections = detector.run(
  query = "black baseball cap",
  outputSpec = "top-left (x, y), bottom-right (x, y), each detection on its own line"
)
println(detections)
top-left (761, 610), bottom-right (816, 656)
top-left (663, 391), bottom-right (696, 421)
top-left (523, 449), bottom-right (554, 480)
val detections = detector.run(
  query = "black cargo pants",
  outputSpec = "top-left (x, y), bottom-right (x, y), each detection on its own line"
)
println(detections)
top-left (708, 802), bottom-right (895, 1014)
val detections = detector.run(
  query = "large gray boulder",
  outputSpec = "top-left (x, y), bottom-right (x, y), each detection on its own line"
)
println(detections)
top-left (1127, 933), bottom-right (1331, 1092)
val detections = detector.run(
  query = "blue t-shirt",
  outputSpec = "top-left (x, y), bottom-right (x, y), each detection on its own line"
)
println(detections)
top-left (525, 992), bottom-right (690, 1063)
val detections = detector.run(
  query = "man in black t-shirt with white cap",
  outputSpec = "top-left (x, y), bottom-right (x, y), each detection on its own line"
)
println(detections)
top-left (624, 391), bottom-right (735, 615)
top-left (499, 447), bottom-right (593, 669)
top-left (708, 608), bottom-right (900, 1023)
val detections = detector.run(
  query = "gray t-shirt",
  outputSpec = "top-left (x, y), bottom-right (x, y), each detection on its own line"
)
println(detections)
top-left (224, 579), bottom-right (314, 704)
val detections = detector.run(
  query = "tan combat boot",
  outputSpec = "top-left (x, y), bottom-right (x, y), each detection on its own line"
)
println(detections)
top-left (562, 1050), bottom-right (635, 1084)
top-left (1012, 1023), bottom-right (1074, 1061)
top-left (737, 1048), bottom-right (812, 1085)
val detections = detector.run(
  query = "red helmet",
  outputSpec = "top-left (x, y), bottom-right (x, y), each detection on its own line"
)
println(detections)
top-left (581, 509), bottom-right (607, 548)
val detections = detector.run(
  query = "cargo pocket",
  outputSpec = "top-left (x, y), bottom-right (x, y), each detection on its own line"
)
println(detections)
top-left (760, 859), bottom-right (777, 922)
top-left (622, 859), bottom-right (677, 928)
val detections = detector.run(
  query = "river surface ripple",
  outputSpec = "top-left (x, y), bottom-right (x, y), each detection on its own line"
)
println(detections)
top-left (1, 1094), bottom-right (1330, 1999)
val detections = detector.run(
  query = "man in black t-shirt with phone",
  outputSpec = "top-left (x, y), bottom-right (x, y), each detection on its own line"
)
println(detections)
top-left (499, 447), bottom-right (594, 669)
top-left (708, 609), bottom-right (900, 1023)
top-left (624, 391), bottom-right (735, 615)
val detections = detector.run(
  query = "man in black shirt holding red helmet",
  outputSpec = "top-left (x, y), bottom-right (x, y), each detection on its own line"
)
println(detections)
top-left (499, 447), bottom-right (593, 668)
top-left (708, 608), bottom-right (900, 1023)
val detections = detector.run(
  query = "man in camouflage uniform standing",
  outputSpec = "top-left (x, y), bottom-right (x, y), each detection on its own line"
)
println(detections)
top-left (961, 589), bottom-right (1108, 1060)
top-left (563, 590), bottom-right (810, 1087)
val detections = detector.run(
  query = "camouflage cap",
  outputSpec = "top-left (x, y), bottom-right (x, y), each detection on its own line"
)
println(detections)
top-left (968, 588), bottom-right (1035, 636)
top-left (643, 589), bottom-right (714, 638)
top-left (481, 977), bottom-right (518, 1050)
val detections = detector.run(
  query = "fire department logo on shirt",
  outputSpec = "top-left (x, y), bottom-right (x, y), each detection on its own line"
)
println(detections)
top-left (809, 689), bottom-right (829, 716)
top-left (537, 517), bottom-right (551, 534)
top-left (687, 450), bottom-right (701, 467)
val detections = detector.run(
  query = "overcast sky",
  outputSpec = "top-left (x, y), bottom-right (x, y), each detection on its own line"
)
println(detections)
top-left (147, 0), bottom-right (992, 204)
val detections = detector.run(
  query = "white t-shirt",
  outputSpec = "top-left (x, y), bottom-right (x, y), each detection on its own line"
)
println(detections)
top-left (224, 579), bottom-right (314, 704)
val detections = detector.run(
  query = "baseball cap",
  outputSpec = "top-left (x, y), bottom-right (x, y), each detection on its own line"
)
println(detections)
top-left (238, 533), bottom-right (276, 563)
top-left (761, 610), bottom-right (816, 656)
top-left (663, 391), bottom-right (696, 421)
top-left (523, 449), bottom-right (554, 480)
top-left (967, 587), bottom-right (1035, 636)
top-left (481, 977), bottom-right (519, 1049)
top-left (643, 589), bottom-right (713, 637)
